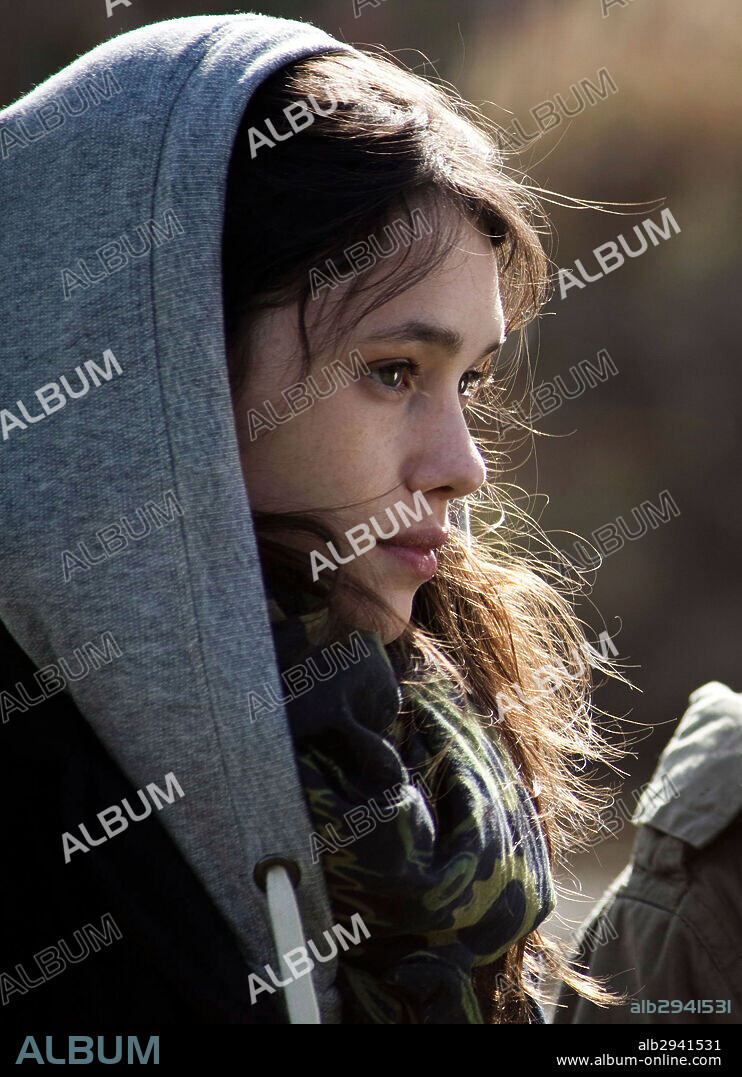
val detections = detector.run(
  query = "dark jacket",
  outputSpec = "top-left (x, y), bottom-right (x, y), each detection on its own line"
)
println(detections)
top-left (0, 619), bottom-right (283, 1022)
top-left (553, 681), bottom-right (742, 1024)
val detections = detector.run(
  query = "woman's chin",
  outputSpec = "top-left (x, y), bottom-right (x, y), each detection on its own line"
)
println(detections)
top-left (334, 584), bottom-right (413, 643)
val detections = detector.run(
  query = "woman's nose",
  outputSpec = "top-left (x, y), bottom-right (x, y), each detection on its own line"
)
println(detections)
top-left (406, 400), bottom-right (487, 502)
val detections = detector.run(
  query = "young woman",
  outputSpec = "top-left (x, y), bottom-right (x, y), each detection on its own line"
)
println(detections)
top-left (0, 13), bottom-right (620, 1025)
top-left (221, 46), bottom-right (622, 1023)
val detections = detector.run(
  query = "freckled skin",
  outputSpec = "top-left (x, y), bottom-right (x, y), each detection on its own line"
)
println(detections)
top-left (232, 216), bottom-right (505, 642)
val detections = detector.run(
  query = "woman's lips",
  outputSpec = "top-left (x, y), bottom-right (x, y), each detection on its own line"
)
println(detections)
top-left (376, 542), bottom-right (438, 579)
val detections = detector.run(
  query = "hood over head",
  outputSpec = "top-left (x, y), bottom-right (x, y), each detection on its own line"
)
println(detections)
top-left (0, 13), bottom-right (359, 1021)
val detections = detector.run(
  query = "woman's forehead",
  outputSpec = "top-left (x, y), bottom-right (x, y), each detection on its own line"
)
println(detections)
top-left (305, 216), bottom-right (503, 353)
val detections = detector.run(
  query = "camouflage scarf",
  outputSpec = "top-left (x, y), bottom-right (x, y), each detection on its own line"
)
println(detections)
top-left (267, 587), bottom-right (555, 1024)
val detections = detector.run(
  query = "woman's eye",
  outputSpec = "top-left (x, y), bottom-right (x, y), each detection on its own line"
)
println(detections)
top-left (366, 361), bottom-right (488, 399)
top-left (368, 360), bottom-right (420, 391)
top-left (458, 369), bottom-right (487, 398)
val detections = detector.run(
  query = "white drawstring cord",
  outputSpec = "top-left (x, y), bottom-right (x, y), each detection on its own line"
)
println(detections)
top-left (264, 863), bottom-right (321, 1024)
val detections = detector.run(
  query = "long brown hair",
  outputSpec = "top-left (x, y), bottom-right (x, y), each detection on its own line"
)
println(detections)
top-left (222, 47), bottom-right (627, 1022)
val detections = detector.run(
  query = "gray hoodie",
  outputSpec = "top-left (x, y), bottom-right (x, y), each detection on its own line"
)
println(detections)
top-left (0, 13), bottom-right (359, 1024)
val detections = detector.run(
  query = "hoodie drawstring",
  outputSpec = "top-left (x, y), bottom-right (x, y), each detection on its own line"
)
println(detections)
top-left (255, 857), bottom-right (321, 1024)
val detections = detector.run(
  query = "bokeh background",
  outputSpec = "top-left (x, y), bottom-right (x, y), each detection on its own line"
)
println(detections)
top-left (4, 0), bottom-right (739, 986)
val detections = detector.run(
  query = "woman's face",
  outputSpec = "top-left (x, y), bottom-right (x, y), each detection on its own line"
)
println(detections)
top-left (232, 216), bottom-right (505, 643)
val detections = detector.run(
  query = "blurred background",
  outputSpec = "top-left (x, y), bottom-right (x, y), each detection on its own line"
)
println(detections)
top-left (4, 0), bottom-right (739, 973)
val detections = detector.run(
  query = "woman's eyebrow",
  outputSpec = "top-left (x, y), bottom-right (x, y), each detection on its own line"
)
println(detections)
top-left (357, 319), bottom-right (505, 363)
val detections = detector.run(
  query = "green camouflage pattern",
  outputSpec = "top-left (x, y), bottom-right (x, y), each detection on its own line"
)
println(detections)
top-left (268, 589), bottom-right (555, 1023)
